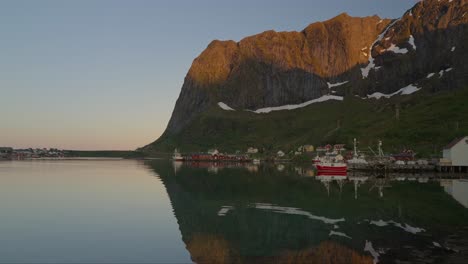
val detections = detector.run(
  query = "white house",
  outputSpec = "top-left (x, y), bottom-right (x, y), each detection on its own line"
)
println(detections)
top-left (247, 147), bottom-right (259, 154)
top-left (442, 136), bottom-right (468, 166)
top-left (277, 150), bottom-right (285, 157)
top-left (208, 149), bottom-right (219, 155)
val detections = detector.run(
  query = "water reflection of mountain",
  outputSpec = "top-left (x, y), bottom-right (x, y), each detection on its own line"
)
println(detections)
top-left (147, 161), bottom-right (468, 263)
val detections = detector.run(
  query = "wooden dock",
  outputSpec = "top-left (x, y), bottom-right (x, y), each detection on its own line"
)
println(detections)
top-left (348, 163), bottom-right (436, 172)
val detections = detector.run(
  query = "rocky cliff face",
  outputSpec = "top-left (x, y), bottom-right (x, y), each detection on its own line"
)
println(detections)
top-left (147, 0), bottom-right (468, 150)
top-left (359, 0), bottom-right (468, 95)
top-left (165, 14), bottom-right (391, 134)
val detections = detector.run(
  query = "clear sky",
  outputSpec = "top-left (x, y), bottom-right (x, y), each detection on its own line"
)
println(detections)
top-left (0, 0), bottom-right (416, 150)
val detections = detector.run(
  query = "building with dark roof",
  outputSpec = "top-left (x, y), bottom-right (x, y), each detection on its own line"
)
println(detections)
top-left (442, 136), bottom-right (468, 166)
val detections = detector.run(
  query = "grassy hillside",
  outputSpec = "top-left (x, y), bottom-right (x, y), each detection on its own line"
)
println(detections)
top-left (145, 87), bottom-right (468, 157)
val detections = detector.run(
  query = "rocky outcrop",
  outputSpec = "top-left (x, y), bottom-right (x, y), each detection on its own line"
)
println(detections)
top-left (146, 0), bottom-right (468, 151)
top-left (164, 14), bottom-right (390, 134)
top-left (360, 0), bottom-right (468, 95)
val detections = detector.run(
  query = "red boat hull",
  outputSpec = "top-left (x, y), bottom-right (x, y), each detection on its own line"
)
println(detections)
top-left (316, 164), bottom-right (347, 174)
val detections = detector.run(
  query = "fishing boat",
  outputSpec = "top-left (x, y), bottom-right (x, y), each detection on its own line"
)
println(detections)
top-left (316, 159), bottom-right (347, 175)
top-left (315, 145), bottom-right (347, 174)
top-left (347, 138), bottom-right (368, 164)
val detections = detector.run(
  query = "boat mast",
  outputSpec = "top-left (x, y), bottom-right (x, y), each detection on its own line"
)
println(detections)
top-left (378, 140), bottom-right (384, 157)
top-left (353, 138), bottom-right (358, 157)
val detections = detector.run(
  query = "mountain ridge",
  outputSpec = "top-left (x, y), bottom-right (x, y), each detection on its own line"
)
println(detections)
top-left (143, 0), bottom-right (468, 154)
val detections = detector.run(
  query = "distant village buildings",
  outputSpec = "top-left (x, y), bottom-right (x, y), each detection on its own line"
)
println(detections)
top-left (303, 145), bottom-right (314, 152)
top-left (207, 149), bottom-right (220, 155)
top-left (0, 147), bottom-right (65, 160)
top-left (247, 147), bottom-right (259, 154)
top-left (0, 147), bottom-right (13, 159)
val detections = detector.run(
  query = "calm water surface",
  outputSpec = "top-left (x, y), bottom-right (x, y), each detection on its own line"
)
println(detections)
top-left (1, 159), bottom-right (468, 263)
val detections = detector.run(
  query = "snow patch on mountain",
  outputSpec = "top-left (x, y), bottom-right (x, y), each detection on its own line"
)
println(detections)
top-left (327, 81), bottom-right (349, 88)
top-left (408, 35), bottom-right (416, 50)
top-left (385, 44), bottom-right (408, 54)
top-left (250, 95), bottom-right (344, 114)
top-left (367, 84), bottom-right (421, 99)
top-left (361, 19), bottom-right (400, 78)
top-left (218, 102), bottom-right (235, 111)
top-left (439, 67), bottom-right (453, 78)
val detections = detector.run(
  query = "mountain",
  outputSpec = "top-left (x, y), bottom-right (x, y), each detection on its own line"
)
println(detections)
top-left (142, 0), bottom-right (468, 155)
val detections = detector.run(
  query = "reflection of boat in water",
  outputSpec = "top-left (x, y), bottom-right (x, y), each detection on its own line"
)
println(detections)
top-left (349, 175), bottom-right (369, 200)
top-left (316, 174), bottom-right (347, 181)
top-left (316, 172), bottom-right (347, 196)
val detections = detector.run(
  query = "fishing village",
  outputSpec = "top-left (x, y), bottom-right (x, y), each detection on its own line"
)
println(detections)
top-left (169, 136), bottom-right (468, 175)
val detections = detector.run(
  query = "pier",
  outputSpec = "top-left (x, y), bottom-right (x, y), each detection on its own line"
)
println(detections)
top-left (348, 163), bottom-right (436, 172)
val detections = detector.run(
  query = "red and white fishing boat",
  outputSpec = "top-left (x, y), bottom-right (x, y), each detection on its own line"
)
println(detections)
top-left (314, 145), bottom-right (347, 175)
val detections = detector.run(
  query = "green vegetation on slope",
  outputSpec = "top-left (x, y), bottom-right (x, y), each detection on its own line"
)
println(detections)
top-left (146, 87), bottom-right (468, 157)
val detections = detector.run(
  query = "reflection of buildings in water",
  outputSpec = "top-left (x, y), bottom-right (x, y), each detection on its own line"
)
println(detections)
top-left (276, 164), bottom-right (285, 172)
top-left (171, 161), bottom-right (260, 174)
top-left (418, 177), bottom-right (429, 183)
top-left (207, 166), bottom-right (219, 174)
top-left (245, 164), bottom-right (259, 173)
top-left (440, 179), bottom-right (453, 195)
top-left (294, 167), bottom-right (315, 177)
top-left (441, 179), bottom-right (468, 208)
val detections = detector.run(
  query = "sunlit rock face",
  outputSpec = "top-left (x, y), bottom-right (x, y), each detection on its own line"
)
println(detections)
top-left (163, 14), bottom-right (390, 135)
